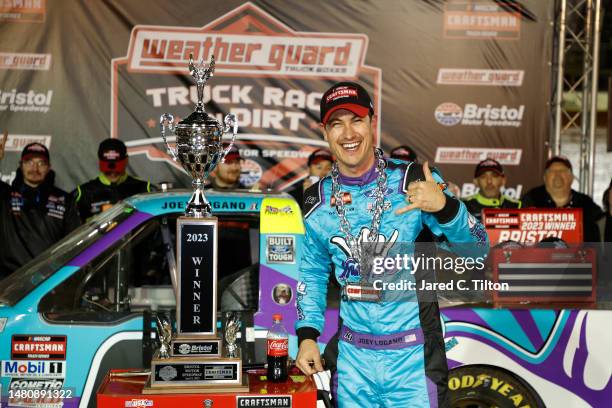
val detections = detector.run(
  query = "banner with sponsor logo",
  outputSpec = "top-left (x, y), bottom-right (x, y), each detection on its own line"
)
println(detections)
top-left (0, 0), bottom-right (553, 197)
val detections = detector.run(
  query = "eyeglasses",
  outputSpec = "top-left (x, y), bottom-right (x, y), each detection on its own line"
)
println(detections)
top-left (22, 159), bottom-right (49, 169)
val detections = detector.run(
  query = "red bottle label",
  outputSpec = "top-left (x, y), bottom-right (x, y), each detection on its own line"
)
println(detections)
top-left (267, 339), bottom-right (288, 356)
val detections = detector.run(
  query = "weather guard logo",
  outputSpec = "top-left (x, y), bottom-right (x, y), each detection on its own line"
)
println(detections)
top-left (110, 2), bottom-right (381, 192)
top-left (434, 103), bottom-right (524, 127)
top-left (0, 52), bottom-right (51, 71)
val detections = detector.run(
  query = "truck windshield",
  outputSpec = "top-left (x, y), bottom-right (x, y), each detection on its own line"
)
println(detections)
top-left (0, 203), bottom-right (135, 306)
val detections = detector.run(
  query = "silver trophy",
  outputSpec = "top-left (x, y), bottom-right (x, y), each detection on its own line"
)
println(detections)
top-left (160, 54), bottom-right (238, 217)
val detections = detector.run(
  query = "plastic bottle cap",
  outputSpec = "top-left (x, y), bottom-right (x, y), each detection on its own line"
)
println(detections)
top-left (272, 313), bottom-right (282, 321)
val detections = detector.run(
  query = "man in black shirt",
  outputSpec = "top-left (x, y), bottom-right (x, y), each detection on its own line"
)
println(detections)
top-left (74, 138), bottom-right (153, 222)
top-left (463, 158), bottom-right (521, 221)
top-left (522, 156), bottom-right (604, 242)
top-left (0, 142), bottom-right (80, 278)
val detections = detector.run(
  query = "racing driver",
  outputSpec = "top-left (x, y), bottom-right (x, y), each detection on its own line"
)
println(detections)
top-left (295, 82), bottom-right (489, 407)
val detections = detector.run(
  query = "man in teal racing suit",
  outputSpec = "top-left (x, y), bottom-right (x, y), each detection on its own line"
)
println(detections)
top-left (295, 82), bottom-right (489, 407)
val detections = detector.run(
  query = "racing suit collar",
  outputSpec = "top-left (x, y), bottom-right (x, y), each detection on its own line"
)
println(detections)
top-left (98, 172), bottom-right (128, 186)
top-left (337, 160), bottom-right (378, 186)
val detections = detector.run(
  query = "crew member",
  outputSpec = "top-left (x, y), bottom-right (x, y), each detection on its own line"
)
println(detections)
top-left (522, 156), bottom-right (603, 242)
top-left (0, 142), bottom-right (80, 278)
top-left (295, 82), bottom-right (488, 407)
top-left (463, 158), bottom-right (521, 220)
top-left (207, 144), bottom-right (246, 190)
top-left (291, 148), bottom-right (334, 207)
top-left (74, 138), bottom-right (153, 222)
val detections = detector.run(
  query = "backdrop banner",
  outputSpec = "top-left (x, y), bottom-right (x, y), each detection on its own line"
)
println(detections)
top-left (0, 0), bottom-right (554, 199)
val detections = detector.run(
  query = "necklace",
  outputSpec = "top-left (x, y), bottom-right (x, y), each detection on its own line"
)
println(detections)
top-left (331, 148), bottom-right (388, 274)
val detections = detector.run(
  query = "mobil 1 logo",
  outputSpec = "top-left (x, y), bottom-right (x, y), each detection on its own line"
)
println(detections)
top-left (266, 235), bottom-right (295, 264)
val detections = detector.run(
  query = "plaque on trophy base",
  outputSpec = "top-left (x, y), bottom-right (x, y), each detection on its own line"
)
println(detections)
top-left (149, 350), bottom-right (244, 388)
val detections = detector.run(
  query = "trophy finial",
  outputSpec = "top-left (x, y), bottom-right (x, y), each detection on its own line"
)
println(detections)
top-left (189, 54), bottom-right (215, 112)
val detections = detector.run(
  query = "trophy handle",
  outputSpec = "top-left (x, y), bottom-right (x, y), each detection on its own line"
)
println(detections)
top-left (221, 113), bottom-right (238, 163)
top-left (160, 113), bottom-right (178, 161)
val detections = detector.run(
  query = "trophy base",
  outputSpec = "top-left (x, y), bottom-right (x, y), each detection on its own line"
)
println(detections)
top-left (143, 371), bottom-right (249, 394)
top-left (149, 350), bottom-right (243, 388)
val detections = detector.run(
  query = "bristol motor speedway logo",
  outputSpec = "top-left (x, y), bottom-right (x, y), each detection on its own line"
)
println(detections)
top-left (434, 102), bottom-right (525, 127)
top-left (110, 2), bottom-right (381, 190)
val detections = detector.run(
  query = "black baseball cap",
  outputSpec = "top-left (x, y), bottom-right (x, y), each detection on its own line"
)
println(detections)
top-left (307, 148), bottom-right (334, 166)
top-left (475, 158), bottom-right (504, 177)
top-left (98, 138), bottom-right (128, 173)
top-left (545, 156), bottom-right (572, 171)
top-left (320, 81), bottom-right (374, 125)
top-left (390, 145), bottom-right (417, 162)
top-left (21, 142), bottom-right (50, 162)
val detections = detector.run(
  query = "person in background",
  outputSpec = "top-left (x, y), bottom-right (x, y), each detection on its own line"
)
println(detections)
top-left (390, 145), bottom-right (418, 163)
top-left (290, 148), bottom-right (334, 208)
top-left (74, 138), bottom-right (153, 222)
top-left (522, 156), bottom-right (604, 242)
top-left (207, 144), bottom-right (247, 190)
top-left (0, 141), bottom-right (80, 278)
top-left (463, 158), bottom-right (521, 221)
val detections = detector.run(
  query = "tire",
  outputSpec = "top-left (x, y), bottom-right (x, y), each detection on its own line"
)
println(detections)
top-left (448, 365), bottom-right (545, 408)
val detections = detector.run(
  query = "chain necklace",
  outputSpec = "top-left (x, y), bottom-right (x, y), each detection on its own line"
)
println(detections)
top-left (331, 148), bottom-right (388, 272)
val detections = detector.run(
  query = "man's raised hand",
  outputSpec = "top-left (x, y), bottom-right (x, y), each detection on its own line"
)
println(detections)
top-left (395, 161), bottom-right (446, 215)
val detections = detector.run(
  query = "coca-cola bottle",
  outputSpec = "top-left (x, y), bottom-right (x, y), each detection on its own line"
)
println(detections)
top-left (267, 313), bottom-right (289, 382)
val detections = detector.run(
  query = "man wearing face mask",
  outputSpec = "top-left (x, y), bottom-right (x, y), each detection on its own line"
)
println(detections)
top-left (74, 138), bottom-right (153, 222)
top-left (522, 156), bottom-right (604, 242)
top-left (0, 142), bottom-right (80, 278)
top-left (463, 158), bottom-right (521, 221)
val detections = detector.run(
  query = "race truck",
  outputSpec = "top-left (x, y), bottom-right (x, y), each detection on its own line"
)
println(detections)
top-left (0, 189), bottom-right (610, 407)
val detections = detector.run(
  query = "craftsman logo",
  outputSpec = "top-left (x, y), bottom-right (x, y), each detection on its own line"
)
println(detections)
top-left (0, 52), bottom-right (51, 70)
top-left (326, 86), bottom-right (358, 102)
top-left (237, 396), bottom-right (292, 407)
top-left (266, 339), bottom-right (288, 357)
top-left (125, 399), bottom-right (154, 407)
top-left (12, 335), bottom-right (66, 360)
top-left (1, 360), bottom-right (65, 378)
top-left (444, 1), bottom-right (521, 40)
top-left (0, 0), bottom-right (46, 23)
top-left (0, 89), bottom-right (53, 114)
top-left (267, 235), bottom-right (295, 264)
top-left (435, 103), bottom-right (524, 127)
top-left (102, 150), bottom-right (121, 160)
top-left (437, 69), bottom-right (523, 86)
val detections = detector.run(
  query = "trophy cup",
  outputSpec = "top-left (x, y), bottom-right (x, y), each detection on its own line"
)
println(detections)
top-left (147, 54), bottom-right (247, 392)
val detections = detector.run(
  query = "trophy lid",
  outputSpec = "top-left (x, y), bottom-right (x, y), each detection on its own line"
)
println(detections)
top-left (178, 110), bottom-right (222, 129)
